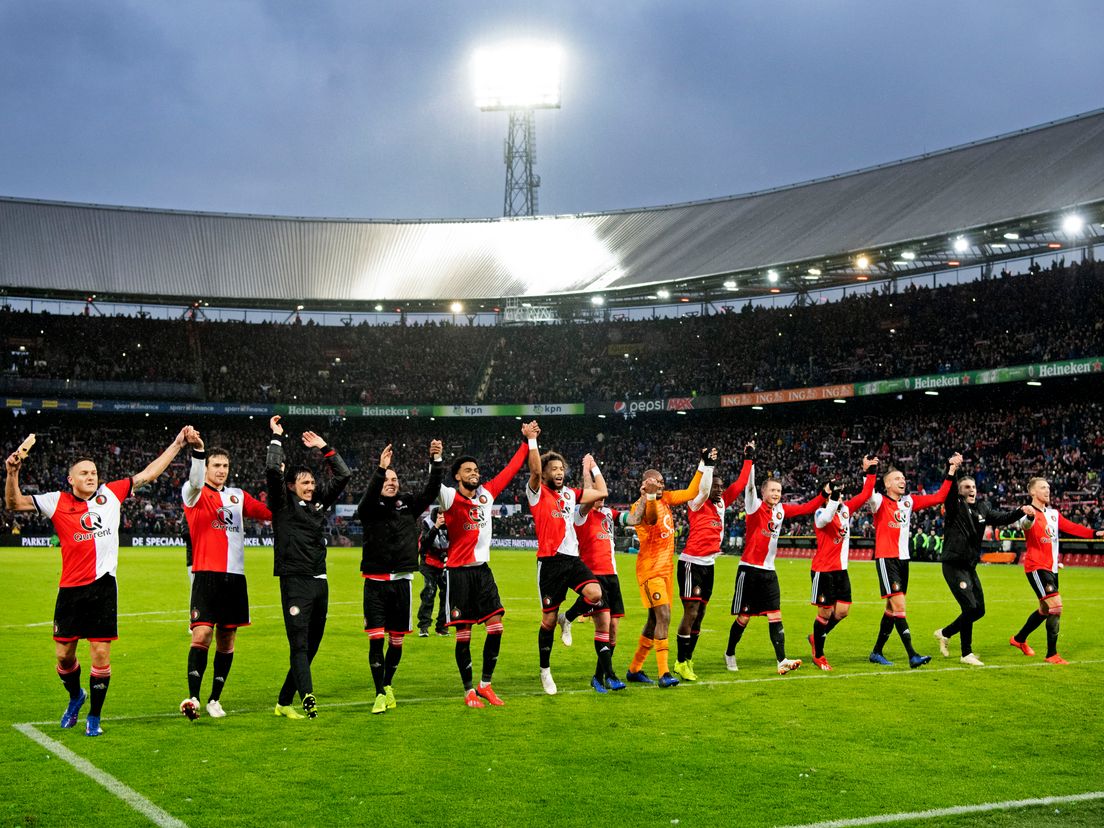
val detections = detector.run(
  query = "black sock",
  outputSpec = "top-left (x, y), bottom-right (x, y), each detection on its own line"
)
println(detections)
top-left (687, 631), bottom-right (701, 659)
top-left (368, 638), bottom-right (386, 695)
top-left (58, 662), bottom-right (82, 700)
top-left (593, 635), bottom-right (614, 681)
top-left (894, 616), bottom-right (918, 658)
top-left (1015, 610), bottom-right (1046, 643)
top-left (812, 618), bottom-right (828, 657)
top-left (209, 650), bottom-right (233, 702)
top-left (726, 619), bottom-right (746, 656)
top-left (187, 645), bottom-right (209, 700)
top-left (89, 666), bottom-right (111, 716)
top-left (384, 641), bottom-right (403, 686)
top-left (959, 621), bottom-right (974, 657)
top-left (676, 634), bottom-right (691, 662)
top-left (564, 595), bottom-right (588, 623)
top-left (942, 615), bottom-right (963, 638)
top-left (455, 634), bottom-right (474, 691)
top-left (825, 616), bottom-right (842, 635)
top-left (482, 632), bottom-right (502, 683)
top-left (1045, 615), bottom-right (1060, 658)
top-left (768, 620), bottom-right (787, 662)
top-left (874, 613), bottom-right (894, 654)
top-left (538, 626), bottom-right (554, 669)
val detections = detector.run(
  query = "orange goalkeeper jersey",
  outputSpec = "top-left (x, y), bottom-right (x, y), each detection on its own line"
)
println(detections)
top-left (632, 469), bottom-right (703, 582)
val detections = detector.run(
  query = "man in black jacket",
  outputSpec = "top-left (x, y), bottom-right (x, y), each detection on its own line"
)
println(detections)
top-left (417, 508), bottom-right (450, 637)
top-left (934, 471), bottom-right (1028, 665)
top-left (266, 415), bottom-right (352, 719)
top-left (358, 440), bottom-right (443, 714)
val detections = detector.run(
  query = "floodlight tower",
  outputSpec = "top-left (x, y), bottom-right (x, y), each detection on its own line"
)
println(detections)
top-left (474, 42), bottom-right (562, 217)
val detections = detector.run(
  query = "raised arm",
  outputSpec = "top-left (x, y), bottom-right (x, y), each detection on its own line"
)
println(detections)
top-left (413, 440), bottom-right (445, 513)
top-left (303, 432), bottom-right (352, 510)
top-left (523, 421), bottom-right (541, 495)
top-left (814, 495), bottom-right (840, 529)
top-left (664, 464), bottom-right (704, 507)
top-left (486, 441), bottom-right (531, 499)
top-left (844, 455), bottom-right (879, 513)
top-left (182, 428), bottom-right (205, 507)
top-left (4, 453), bottom-right (36, 512)
top-left (265, 416), bottom-right (288, 511)
top-left (578, 453), bottom-right (608, 506)
top-left (1057, 513), bottom-right (1100, 539)
top-left (242, 490), bottom-right (272, 522)
top-left (781, 484), bottom-right (827, 518)
top-left (623, 495), bottom-right (647, 527)
top-left (132, 426), bottom-right (189, 489)
top-left (912, 453), bottom-right (962, 511)
top-left (744, 463), bottom-right (761, 514)
top-left (578, 462), bottom-right (596, 518)
top-left (689, 449), bottom-right (715, 511)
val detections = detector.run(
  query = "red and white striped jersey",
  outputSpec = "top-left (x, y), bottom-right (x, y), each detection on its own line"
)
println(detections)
top-left (1016, 507), bottom-right (1095, 573)
top-left (867, 478), bottom-right (951, 560)
top-left (439, 442), bottom-right (529, 568)
top-left (574, 506), bottom-right (619, 576)
top-left (742, 465), bottom-right (824, 570)
top-left (182, 456), bottom-right (271, 575)
top-left (812, 475), bottom-right (875, 572)
top-left (681, 459), bottom-right (753, 565)
top-left (528, 484), bottom-right (581, 558)
top-left (34, 479), bottom-right (132, 588)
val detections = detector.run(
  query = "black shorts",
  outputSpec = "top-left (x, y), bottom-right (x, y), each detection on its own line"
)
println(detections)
top-left (363, 578), bottom-right (414, 635)
top-left (731, 565), bottom-right (781, 616)
top-left (810, 570), bottom-right (852, 607)
top-left (678, 559), bottom-right (715, 604)
top-left (445, 564), bottom-right (505, 626)
top-left (942, 564), bottom-right (984, 612)
top-left (1027, 569), bottom-right (1060, 601)
top-left (875, 558), bottom-right (910, 598)
top-left (537, 554), bottom-right (599, 613)
top-left (579, 574), bottom-right (625, 618)
top-left (279, 576), bottom-right (329, 634)
top-left (54, 574), bottom-right (118, 642)
top-left (189, 571), bottom-right (250, 629)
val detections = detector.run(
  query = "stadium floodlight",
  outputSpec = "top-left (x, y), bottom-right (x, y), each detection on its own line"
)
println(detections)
top-left (590, 295), bottom-right (604, 306)
top-left (723, 279), bottom-right (737, 289)
top-left (807, 267), bottom-right (821, 277)
top-left (901, 251), bottom-right (916, 261)
top-left (374, 304), bottom-right (383, 312)
top-left (767, 269), bottom-right (779, 283)
top-left (657, 289), bottom-right (671, 299)
top-left (450, 301), bottom-right (463, 314)
top-left (953, 236), bottom-right (969, 253)
top-left (1003, 232), bottom-right (1020, 240)
top-left (474, 41), bottom-right (562, 217)
top-left (1062, 214), bottom-right (1084, 235)
top-left (474, 43), bottom-right (562, 111)
top-left (855, 256), bottom-right (870, 269)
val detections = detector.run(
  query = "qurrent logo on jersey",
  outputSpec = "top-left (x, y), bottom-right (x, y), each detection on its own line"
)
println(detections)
top-left (890, 507), bottom-right (908, 528)
top-left (74, 511), bottom-right (110, 542)
top-left (767, 518), bottom-right (781, 536)
top-left (552, 496), bottom-right (569, 519)
top-left (465, 506), bottom-right (483, 531)
top-left (212, 506), bottom-right (237, 532)
top-left (1043, 524), bottom-right (1057, 541)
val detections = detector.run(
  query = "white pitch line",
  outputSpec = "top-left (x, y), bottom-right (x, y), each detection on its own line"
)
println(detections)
top-left (17, 658), bottom-right (1104, 727)
top-left (776, 790), bottom-right (1104, 828)
top-left (13, 723), bottom-right (190, 828)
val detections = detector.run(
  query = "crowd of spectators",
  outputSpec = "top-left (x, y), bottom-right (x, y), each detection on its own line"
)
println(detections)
top-left (3, 260), bottom-right (1101, 406)
top-left (3, 392), bottom-right (1100, 550)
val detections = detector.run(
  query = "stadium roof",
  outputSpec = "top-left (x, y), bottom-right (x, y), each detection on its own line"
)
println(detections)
top-left (2, 109), bottom-right (1104, 310)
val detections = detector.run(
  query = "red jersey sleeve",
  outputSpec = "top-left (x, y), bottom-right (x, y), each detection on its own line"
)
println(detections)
top-left (107, 478), bottom-right (133, 502)
top-left (721, 460), bottom-right (753, 508)
top-left (243, 491), bottom-right (272, 522)
top-left (1057, 514), bottom-right (1095, 539)
top-left (486, 443), bottom-right (530, 499)
top-left (782, 492), bottom-right (825, 518)
top-left (845, 474), bottom-right (877, 513)
top-left (911, 477), bottom-right (952, 510)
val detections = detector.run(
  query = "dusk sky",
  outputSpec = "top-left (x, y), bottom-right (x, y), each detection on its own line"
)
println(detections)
top-left (2, 1), bottom-right (1101, 221)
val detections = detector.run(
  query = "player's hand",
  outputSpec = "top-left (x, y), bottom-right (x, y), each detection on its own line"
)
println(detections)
top-left (429, 439), bottom-right (442, 459)
top-left (174, 426), bottom-right (191, 447)
top-left (270, 415), bottom-right (284, 436)
top-left (948, 451), bottom-right (964, 472)
top-left (186, 427), bottom-right (204, 450)
top-left (4, 452), bottom-right (21, 473)
top-left (642, 477), bottom-right (662, 496)
top-left (379, 444), bottom-right (393, 470)
top-left (1020, 505), bottom-right (1034, 516)
top-left (701, 448), bottom-right (717, 467)
top-left (435, 513), bottom-right (446, 528)
top-left (302, 431), bottom-right (326, 449)
top-left (862, 454), bottom-right (879, 472)
top-left (743, 441), bottom-right (756, 461)
top-left (582, 453), bottom-right (595, 473)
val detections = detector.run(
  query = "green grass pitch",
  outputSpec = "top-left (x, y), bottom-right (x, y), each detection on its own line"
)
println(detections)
top-left (2, 548), bottom-right (1102, 828)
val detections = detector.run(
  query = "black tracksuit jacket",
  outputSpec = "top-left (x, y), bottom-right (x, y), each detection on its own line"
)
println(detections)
top-left (266, 438), bottom-right (352, 577)
top-left (941, 474), bottom-right (1022, 567)
top-left (358, 460), bottom-right (444, 576)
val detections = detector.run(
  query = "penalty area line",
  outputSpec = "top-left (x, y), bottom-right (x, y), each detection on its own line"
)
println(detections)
top-left (775, 790), bottom-right (1104, 828)
top-left (12, 722), bottom-right (190, 828)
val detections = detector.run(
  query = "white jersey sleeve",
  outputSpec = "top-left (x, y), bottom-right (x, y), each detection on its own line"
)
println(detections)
top-left (32, 490), bottom-right (61, 519)
top-left (182, 455), bottom-right (205, 507)
top-left (815, 498), bottom-right (840, 529)
top-left (689, 462), bottom-right (712, 511)
top-left (744, 464), bottom-right (761, 514)
top-left (438, 485), bottom-right (456, 511)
